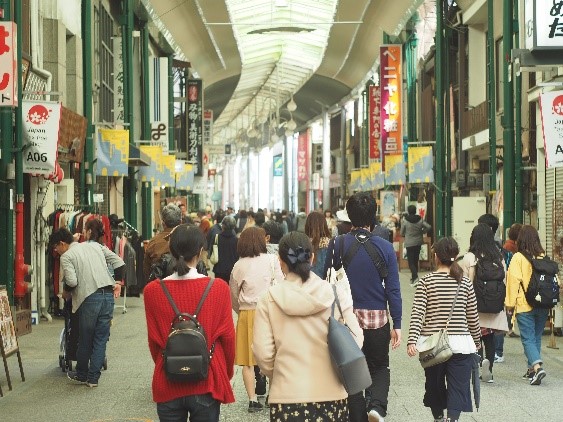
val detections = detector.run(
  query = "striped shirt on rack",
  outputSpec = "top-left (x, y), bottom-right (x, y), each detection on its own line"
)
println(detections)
top-left (408, 272), bottom-right (481, 346)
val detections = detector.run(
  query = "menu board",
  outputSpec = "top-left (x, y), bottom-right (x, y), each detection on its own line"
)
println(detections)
top-left (0, 286), bottom-right (18, 356)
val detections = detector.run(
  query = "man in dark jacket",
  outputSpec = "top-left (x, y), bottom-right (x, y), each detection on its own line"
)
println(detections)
top-left (323, 192), bottom-right (402, 422)
top-left (400, 205), bottom-right (431, 285)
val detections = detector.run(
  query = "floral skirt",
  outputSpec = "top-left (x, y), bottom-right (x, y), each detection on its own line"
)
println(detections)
top-left (269, 398), bottom-right (348, 422)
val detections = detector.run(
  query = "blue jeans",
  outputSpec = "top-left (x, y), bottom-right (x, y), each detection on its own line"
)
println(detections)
top-left (516, 308), bottom-right (549, 367)
top-left (157, 393), bottom-right (220, 422)
top-left (76, 290), bottom-right (114, 383)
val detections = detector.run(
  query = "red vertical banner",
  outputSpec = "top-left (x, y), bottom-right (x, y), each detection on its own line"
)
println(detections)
top-left (0, 22), bottom-right (18, 107)
top-left (369, 85), bottom-right (381, 159)
top-left (297, 132), bottom-right (308, 182)
top-left (380, 45), bottom-right (403, 169)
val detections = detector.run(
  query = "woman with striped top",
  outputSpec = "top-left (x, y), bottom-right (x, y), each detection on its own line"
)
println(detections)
top-left (407, 237), bottom-right (481, 422)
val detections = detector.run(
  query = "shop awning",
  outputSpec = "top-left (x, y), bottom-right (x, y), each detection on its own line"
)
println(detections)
top-left (128, 144), bottom-right (151, 167)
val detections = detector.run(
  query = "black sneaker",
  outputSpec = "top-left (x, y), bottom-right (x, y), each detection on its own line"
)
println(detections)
top-left (255, 374), bottom-right (267, 396)
top-left (67, 371), bottom-right (87, 385)
top-left (248, 400), bottom-right (264, 413)
top-left (522, 368), bottom-right (534, 380)
top-left (530, 368), bottom-right (546, 385)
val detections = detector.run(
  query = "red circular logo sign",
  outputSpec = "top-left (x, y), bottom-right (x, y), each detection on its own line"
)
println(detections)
top-left (26, 104), bottom-right (51, 125)
top-left (552, 95), bottom-right (563, 116)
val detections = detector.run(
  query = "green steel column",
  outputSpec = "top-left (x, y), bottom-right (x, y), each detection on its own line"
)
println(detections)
top-left (435, 0), bottom-right (445, 238)
top-left (487, 0), bottom-right (497, 193)
top-left (444, 23), bottom-right (452, 237)
top-left (0, 1), bottom-right (13, 301)
top-left (123, 0), bottom-right (137, 228)
top-left (502, 0), bottom-right (515, 233)
top-left (514, 0), bottom-right (523, 223)
top-left (141, 22), bottom-right (151, 239)
top-left (406, 25), bottom-right (418, 146)
top-left (82, 0), bottom-right (93, 205)
top-left (168, 54), bottom-right (174, 152)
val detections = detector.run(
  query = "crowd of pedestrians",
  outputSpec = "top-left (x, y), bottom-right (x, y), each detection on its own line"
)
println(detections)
top-left (126, 197), bottom-right (561, 422)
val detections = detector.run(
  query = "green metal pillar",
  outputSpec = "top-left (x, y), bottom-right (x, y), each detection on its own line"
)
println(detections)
top-left (435, 0), bottom-right (446, 238)
top-left (513, 0), bottom-right (523, 223)
top-left (0, 0), bottom-right (14, 301)
top-left (123, 0), bottom-right (137, 228)
top-left (406, 20), bottom-right (418, 147)
top-left (168, 54), bottom-right (174, 152)
top-left (141, 22), bottom-right (152, 239)
top-left (487, 0), bottom-right (497, 194)
top-left (502, 0), bottom-right (515, 233)
top-left (444, 23), bottom-right (452, 237)
top-left (82, 0), bottom-right (94, 205)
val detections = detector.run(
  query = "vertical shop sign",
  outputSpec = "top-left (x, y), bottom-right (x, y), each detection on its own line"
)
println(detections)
top-left (187, 79), bottom-right (203, 176)
top-left (113, 36), bottom-right (124, 122)
top-left (22, 101), bottom-right (62, 174)
top-left (368, 85), bottom-right (381, 159)
top-left (532, 0), bottom-right (563, 50)
top-left (539, 90), bottom-right (563, 168)
top-left (273, 154), bottom-right (283, 177)
top-left (380, 45), bottom-right (403, 169)
top-left (0, 22), bottom-right (18, 107)
top-left (203, 109), bottom-right (213, 145)
top-left (297, 132), bottom-right (308, 181)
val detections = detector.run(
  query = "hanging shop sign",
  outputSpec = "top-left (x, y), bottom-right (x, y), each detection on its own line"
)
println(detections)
top-left (139, 145), bottom-right (163, 185)
top-left (203, 109), bottom-right (213, 146)
top-left (187, 79), bottom-right (203, 177)
top-left (532, 0), bottom-right (563, 51)
top-left (161, 154), bottom-right (176, 187)
top-left (273, 154), bottom-right (283, 177)
top-left (380, 45), bottom-right (403, 169)
top-left (58, 106), bottom-right (86, 162)
top-left (360, 167), bottom-right (371, 191)
top-left (369, 85), bottom-right (381, 159)
top-left (0, 286), bottom-right (18, 356)
top-left (113, 36), bottom-right (124, 122)
top-left (539, 90), bottom-right (563, 168)
top-left (151, 121), bottom-right (168, 155)
top-left (22, 100), bottom-right (62, 174)
top-left (408, 146), bottom-right (434, 183)
top-left (149, 57), bottom-right (169, 148)
top-left (176, 163), bottom-right (194, 191)
top-left (95, 128), bottom-right (129, 176)
top-left (297, 131), bottom-right (309, 182)
top-left (0, 22), bottom-right (17, 107)
top-left (385, 153), bottom-right (406, 186)
top-left (350, 169), bottom-right (361, 192)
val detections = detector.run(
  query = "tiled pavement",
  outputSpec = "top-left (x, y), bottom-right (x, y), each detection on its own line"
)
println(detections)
top-left (2, 270), bottom-right (563, 421)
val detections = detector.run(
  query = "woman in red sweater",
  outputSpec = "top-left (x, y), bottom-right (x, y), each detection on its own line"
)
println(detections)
top-left (144, 224), bottom-right (235, 421)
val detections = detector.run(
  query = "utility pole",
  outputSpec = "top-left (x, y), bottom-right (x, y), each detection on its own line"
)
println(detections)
top-left (502, 0), bottom-right (515, 234)
top-left (141, 21), bottom-right (152, 239)
top-left (513, 0), bottom-right (523, 224)
top-left (82, 0), bottom-right (93, 205)
top-left (435, 0), bottom-right (445, 238)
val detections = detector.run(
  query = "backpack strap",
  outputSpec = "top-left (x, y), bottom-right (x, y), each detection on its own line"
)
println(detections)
top-left (342, 230), bottom-right (388, 280)
top-left (159, 277), bottom-right (216, 318)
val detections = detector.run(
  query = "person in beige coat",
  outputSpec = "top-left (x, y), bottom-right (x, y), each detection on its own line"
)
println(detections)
top-left (253, 232), bottom-right (363, 422)
top-left (461, 224), bottom-right (508, 384)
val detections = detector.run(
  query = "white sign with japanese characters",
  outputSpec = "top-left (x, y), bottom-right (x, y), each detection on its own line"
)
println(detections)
top-left (22, 101), bottom-right (62, 174)
top-left (540, 91), bottom-right (563, 168)
top-left (533, 0), bottom-right (563, 50)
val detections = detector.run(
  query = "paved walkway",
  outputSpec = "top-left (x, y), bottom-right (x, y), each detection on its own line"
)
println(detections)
top-left (2, 270), bottom-right (563, 421)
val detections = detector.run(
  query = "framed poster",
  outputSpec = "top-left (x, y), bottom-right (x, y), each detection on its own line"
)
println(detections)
top-left (0, 286), bottom-right (18, 356)
top-left (380, 190), bottom-right (399, 220)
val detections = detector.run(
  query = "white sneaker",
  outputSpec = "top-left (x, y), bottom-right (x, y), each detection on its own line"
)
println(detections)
top-left (494, 354), bottom-right (504, 363)
top-left (481, 359), bottom-right (492, 383)
top-left (368, 409), bottom-right (385, 422)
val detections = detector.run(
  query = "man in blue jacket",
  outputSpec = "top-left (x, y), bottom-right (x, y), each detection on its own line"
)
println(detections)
top-left (323, 192), bottom-right (402, 422)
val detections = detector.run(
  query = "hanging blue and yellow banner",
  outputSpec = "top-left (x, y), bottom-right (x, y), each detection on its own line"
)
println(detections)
top-left (408, 146), bottom-right (434, 183)
top-left (176, 163), bottom-right (195, 191)
top-left (139, 145), bottom-right (163, 184)
top-left (161, 154), bottom-right (176, 187)
top-left (360, 167), bottom-right (371, 191)
top-left (350, 169), bottom-right (361, 191)
top-left (384, 154), bottom-right (406, 185)
top-left (96, 129), bottom-right (129, 176)
top-left (370, 161), bottom-right (385, 190)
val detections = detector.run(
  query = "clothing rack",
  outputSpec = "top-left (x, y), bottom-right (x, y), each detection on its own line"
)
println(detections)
top-left (113, 219), bottom-right (139, 314)
top-left (55, 203), bottom-right (99, 212)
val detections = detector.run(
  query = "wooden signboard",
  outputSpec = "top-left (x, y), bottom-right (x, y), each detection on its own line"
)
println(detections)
top-left (0, 286), bottom-right (25, 396)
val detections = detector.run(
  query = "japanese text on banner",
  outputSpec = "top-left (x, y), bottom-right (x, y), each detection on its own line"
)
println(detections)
top-left (380, 45), bottom-right (403, 169)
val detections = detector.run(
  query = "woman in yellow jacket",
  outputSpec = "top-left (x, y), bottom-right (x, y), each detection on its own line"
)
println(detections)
top-left (505, 225), bottom-right (551, 386)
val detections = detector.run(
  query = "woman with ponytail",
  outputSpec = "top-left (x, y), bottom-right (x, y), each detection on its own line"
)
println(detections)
top-left (253, 232), bottom-right (362, 421)
top-left (143, 224), bottom-right (235, 421)
top-left (407, 237), bottom-right (481, 422)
